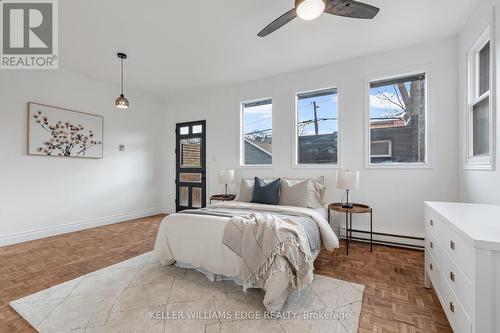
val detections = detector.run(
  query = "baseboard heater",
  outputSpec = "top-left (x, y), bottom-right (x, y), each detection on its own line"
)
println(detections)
top-left (343, 229), bottom-right (425, 250)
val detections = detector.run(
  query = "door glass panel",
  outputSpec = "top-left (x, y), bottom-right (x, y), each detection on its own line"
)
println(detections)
top-left (180, 138), bottom-right (201, 168)
top-left (192, 188), bottom-right (202, 208)
top-left (192, 125), bottom-right (203, 134)
top-left (180, 126), bottom-right (189, 135)
top-left (180, 173), bottom-right (202, 183)
top-left (179, 187), bottom-right (189, 206)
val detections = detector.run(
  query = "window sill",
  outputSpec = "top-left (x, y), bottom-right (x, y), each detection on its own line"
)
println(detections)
top-left (364, 162), bottom-right (431, 170)
top-left (465, 155), bottom-right (494, 171)
top-left (292, 163), bottom-right (341, 169)
top-left (464, 165), bottom-right (494, 171)
top-left (238, 164), bottom-right (274, 170)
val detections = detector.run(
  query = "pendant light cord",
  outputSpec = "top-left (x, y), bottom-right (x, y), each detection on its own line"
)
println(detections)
top-left (120, 58), bottom-right (124, 95)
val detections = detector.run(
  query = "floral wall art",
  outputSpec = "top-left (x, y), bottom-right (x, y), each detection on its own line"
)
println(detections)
top-left (28, 103), bottom-right (103, 159)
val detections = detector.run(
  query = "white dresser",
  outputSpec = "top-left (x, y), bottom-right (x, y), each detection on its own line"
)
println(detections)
top-left (425, 202), bottom-right (500, 333)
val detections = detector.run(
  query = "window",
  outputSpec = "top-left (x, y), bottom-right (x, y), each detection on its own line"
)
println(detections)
top-left (241, 99), bottom-right (272, 166)
top-left (466, 27), bottom-right (493, 169)
top-left (371, 140), bottom-right (392, 158)
top-left (368, 73), bottom-right (427, 165)
top-left (296, 88), bottom-right (338, 165)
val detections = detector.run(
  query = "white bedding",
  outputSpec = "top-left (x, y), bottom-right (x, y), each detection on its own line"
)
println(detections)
top-left (153, 201), bottom-right (339, 278)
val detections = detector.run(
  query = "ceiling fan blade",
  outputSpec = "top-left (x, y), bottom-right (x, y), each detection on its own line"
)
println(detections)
top-left (257, 8), bottom-right (297, 37)
top-left (324, 0), bottom-right (380, 19)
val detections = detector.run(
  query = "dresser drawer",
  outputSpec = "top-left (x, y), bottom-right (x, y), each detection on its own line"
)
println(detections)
top-left (437, 247), bottom-right (473, 317)
top-left (434, 217), bottom-right (474, 282)
top-left (439, 276), bottom-right (472, 333)
top-left (426, 208), bottom-right (439, 234)
top-left (425, 232), bottom-right (444, 267)
top-left (425, 249), bottom-right (443, 291)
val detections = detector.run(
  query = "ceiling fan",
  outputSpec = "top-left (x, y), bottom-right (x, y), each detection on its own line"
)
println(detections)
top-left (257, 0), bottom-right (380, 37)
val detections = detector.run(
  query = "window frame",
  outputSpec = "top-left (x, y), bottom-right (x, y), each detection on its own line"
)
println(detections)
top-left (239, 97), bottom-right (274, 168)
top-left (365, 69), bottom-right (430, 169)
top-left (292, 85), bottom-right (342, 169)
top-left (465, 25), bottom-right (495, 170)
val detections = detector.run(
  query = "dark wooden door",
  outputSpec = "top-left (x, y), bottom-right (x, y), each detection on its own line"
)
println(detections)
top-left (175, 120), bottom-right (206, 212)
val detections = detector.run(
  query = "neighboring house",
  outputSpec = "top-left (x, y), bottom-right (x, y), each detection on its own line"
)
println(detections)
top-left (298, 133), bottom-right (338, 164)
top-left (244, 139), bottom-right (272, 164)
top-left (371, 115), bottom-right (421, 163)
top-left (370, 118), bottom-right (406, 129)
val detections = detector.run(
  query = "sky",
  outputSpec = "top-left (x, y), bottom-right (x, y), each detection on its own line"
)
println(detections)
top-left (297, 93), bottom-right (338, 136)
top-left (243, 83), bottom-right (410, 137)
top-left (369, 82), bottom-right (410, 119)
top-left (243, 103), bottom-right (273, 136)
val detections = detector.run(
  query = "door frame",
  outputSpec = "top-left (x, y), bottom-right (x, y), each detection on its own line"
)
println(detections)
top-left (175, 120), bottom-right (207, 212)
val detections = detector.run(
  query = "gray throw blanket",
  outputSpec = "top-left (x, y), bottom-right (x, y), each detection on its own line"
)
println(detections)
top-left (222, 212), bottom-right (314, 311)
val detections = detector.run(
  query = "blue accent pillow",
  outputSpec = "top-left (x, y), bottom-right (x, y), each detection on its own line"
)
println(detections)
top-left (251, 177), bottom-right (280, 205)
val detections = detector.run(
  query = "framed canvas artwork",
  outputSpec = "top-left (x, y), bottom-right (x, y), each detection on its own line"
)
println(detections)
top-left (28, 102), bottom-right (104, 159)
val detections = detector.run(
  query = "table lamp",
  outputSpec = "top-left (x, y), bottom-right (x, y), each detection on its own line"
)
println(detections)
top-left (336, 170), bottom-right (359, 209)
top-left (218, 169), bottom-right (235, 196)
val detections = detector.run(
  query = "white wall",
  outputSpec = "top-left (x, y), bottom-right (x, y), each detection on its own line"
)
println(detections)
top-left (0, 34), bottom-right (463, 247)
top-left (458, 1), bottom-right (500, 204)
top-left (0, 69), bottom-right (165, 246)
top-left (162, 37), bottom-right (459, 243)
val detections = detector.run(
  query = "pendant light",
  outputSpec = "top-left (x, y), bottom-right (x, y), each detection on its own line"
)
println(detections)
top-left (115, 52), bottom-right (129, 109)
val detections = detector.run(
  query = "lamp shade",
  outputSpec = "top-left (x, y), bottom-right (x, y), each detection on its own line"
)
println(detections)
top-left (336, 170), bottom-right (359, 190)
top-left (218, 169), bottom-right (235, 185)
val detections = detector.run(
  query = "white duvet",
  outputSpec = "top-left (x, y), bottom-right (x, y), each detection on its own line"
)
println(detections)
top-left (153, 201), bottom-right (339, 278)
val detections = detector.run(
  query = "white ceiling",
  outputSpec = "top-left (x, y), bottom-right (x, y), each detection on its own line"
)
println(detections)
top-left (59, 0), bottom-right (477, 97)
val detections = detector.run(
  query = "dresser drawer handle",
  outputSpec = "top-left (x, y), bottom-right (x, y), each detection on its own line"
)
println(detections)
top-left (430, 241), bottom-right (433, 249)
top-left (449, 302), bottom-right (455, 313)
top-left (450, 240), bottom-right (455, 250)
top-left (429, 263), bottom-right (433, 270)
top-left (450, 271), bottom-right (455, 282)
top-left (430, 219), bottom-right (434, 226)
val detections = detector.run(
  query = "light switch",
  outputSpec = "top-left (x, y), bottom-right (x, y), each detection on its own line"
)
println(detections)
top-left (119, 145), bottom-right (125, 151)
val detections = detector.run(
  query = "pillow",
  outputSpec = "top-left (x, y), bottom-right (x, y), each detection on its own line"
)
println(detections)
top-left (235, 178), bottom-right (254, 202)
top-left (308, 176), bottom-right (326, 208)
top-left (236, 177), bottom-right (277, 202)
top-left (251, 177), bottom-right (280, 205)
top-left (279, 179), bottom-right (309, 207)
top-left (282, 176), bottom-right (326, 208)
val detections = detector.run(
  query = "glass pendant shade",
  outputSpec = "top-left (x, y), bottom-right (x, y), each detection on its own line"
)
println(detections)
top-left (115, 94), bottom-right (129, 109)
top-left (296, 0), bottom-right (325, 20)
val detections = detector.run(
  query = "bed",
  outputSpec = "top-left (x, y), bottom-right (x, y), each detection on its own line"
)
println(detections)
top-left (153, 200), bottom-right (339, 310)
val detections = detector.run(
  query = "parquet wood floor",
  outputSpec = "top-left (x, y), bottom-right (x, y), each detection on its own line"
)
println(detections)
top-left (0, 215), bottom-right (451, 333)
top-left (315, 243), bottom-right (452, 333)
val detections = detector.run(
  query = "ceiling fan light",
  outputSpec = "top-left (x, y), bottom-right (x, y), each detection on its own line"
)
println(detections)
top-left (115, 94), bottom-right (129, 109)
top-left (296, 0), bottom-right (325, 20)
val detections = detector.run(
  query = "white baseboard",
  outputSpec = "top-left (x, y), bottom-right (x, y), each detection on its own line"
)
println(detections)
top-left (0, 208), bottom-right (162, 247)
top-left (160, 206), bottom-right (173, 215)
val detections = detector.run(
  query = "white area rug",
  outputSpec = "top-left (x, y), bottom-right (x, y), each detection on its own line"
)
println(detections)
top-left (10, 252), bottom-right (364, 333)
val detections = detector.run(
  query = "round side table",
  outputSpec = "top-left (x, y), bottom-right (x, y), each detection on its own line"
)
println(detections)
top-left (210, 194), bottom-right (236, 204)
top-left (328, 203), bottom-right (373, 255)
